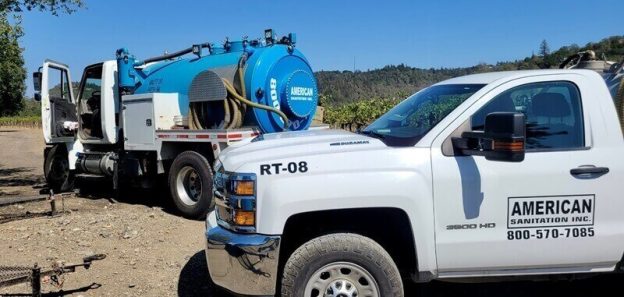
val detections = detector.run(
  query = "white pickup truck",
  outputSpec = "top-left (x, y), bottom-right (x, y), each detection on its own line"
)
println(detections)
top-left (204, 69), bottom-right (624, 296)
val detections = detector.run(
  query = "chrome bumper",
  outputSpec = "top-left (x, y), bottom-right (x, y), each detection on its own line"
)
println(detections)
top-left (205, 212), bottom-right (281, 296)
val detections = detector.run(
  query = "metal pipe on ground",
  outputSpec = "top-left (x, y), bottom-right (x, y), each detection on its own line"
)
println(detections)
top-left (0, 195), bottom-right (48, 207)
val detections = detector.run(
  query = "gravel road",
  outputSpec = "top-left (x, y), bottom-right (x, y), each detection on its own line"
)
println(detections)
top-left (0, 128), bottom-right (620, 296)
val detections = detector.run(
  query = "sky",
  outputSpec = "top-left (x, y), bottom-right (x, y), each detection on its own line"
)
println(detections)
top-left (20, 0), bottom-right (624, 96)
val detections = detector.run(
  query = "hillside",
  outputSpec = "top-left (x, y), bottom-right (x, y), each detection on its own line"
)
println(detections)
top-left (316, 35), bottom-right (624, 104)
top-left (11, 36), bottom-right (624, 130)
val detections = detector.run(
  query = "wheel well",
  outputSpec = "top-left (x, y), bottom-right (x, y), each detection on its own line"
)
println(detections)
top-left (279, 208), bottom-right (418, 279)
top-left (160, 143), bottom-right (216, 173)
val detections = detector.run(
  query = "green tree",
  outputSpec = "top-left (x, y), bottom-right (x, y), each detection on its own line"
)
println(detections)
top-left (0, 0), bottom-right (84, 16)
top-left (18, 96), bottom-right (40, 116)
top-left (0, 12), bottom-right (25, 116)
top-left (539, 39), bottom-right (550, 57)
top-left (317, 36), bottom-right (624, 104)
top-left (0, 0), bottom-right (85, 116)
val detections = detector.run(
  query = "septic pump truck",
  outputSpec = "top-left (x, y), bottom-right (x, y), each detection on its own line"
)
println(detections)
top-left (32, 29), bottom-right (320, 218)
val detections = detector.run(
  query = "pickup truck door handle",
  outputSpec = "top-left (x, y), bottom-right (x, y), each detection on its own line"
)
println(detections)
top-left (570, 166), bottom-right (609, 177)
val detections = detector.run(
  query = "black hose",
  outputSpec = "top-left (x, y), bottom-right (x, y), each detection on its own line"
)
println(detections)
top-left (142, 43), bottom-right (212, 64)
top-left (559, 53), bottom-right (581, 69)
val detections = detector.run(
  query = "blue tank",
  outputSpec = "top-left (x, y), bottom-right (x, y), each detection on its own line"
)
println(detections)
top-left (115, 30), bottom-right (318, 133)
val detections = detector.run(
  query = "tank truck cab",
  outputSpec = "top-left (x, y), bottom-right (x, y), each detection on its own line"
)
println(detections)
top-left (33, 60), bottom-right (121, 194)
top-left (33, 60), bottom-right (119, 146)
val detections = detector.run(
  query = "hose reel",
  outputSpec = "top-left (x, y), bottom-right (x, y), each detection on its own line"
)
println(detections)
top-left (188, 57), bottom-right (290, 130)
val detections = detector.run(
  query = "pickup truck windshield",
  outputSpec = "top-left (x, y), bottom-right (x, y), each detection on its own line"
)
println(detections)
top-left (362, 84), bottom-right (485, 146)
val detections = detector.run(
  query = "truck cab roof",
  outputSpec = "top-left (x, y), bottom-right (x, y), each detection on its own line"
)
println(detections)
top-left (436, 69), bottom-right (600, 85)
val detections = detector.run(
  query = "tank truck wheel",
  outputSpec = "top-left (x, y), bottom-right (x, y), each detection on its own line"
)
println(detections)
top-left (44, 144), bottom-right (74, 193)
top-left (281, 233), bottom-right (404, 297)
top-left (168, 151), bottom-right (214, 219)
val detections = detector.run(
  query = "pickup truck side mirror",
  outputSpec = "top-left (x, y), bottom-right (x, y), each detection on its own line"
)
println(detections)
top-left (452, 112), bottom-right (526, 162)
top-left (33, 71), bottom-right (42, 92)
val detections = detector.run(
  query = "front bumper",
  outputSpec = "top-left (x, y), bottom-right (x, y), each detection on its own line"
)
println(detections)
top-left (205, 211), bottom-right (281, 296)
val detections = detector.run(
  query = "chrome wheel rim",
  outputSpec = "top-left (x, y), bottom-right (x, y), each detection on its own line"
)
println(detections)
top-left (175, 166), bottom-right (202, 206)
top-left (304, 262), bottom-right (380, 297)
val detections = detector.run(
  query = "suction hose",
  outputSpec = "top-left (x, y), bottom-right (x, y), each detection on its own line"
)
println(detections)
top-left (189, 54), bottom-right (290, 131)
top-left (222, 78), bottom-right (290, 130)
top-left (221, 53), bottom-right (289, 130)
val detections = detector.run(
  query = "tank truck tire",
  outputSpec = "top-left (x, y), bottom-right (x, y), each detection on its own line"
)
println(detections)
top-left (44, 144), bottom-right (74, 193)
top-left (168, 151), bottom-right (214, 219)
top-left (281, 233), bottom-right (404, 297)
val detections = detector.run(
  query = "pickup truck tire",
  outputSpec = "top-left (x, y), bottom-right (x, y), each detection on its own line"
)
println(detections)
top-left (44, 144), bottom-right (74, 193)
top-left (168, 151), bottom-right (214, 219)
top-left (281, 233), bottom-right (403, 297)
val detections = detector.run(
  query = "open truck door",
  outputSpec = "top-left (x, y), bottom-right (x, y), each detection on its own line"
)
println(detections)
top-left (34, 60), bottom-right (78, 144)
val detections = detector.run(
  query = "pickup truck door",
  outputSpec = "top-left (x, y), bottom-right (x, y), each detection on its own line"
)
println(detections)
top-left (39, 60), bottom-right (77, 144)
top-left (431, 75), bottom-right (623, 276)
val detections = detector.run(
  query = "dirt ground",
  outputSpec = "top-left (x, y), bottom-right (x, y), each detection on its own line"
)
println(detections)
top-left (0, 128), bottom-right (621, 296)
top-left (0, 128), bottom-right (45, 197)
top-left (0, 128), bottom-right (212, 296)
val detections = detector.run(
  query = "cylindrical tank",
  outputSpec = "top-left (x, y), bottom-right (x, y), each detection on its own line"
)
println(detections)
top-left (115, 31), bottom-right (318, 133)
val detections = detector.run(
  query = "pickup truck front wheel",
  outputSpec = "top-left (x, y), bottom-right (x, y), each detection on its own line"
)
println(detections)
top-left (281, 233), bottom-right (403, 297)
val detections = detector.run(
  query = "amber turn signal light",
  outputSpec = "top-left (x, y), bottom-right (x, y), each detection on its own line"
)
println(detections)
top-left (233, 210), bottom-right (255, 226)
top-left (233, 180), bottom-right (255, 195)
top-left (492, 140), bottom-right (524, 152)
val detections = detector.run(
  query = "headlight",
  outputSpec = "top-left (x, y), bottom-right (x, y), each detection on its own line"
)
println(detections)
top-left (213, 172), bottom-right (257, 232)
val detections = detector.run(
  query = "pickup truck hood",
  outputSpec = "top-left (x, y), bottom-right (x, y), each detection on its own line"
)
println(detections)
top-left (219, 129), bottom-right (386, 171)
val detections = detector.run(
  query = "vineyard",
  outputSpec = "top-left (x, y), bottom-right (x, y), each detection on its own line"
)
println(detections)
top-left (0, 99), bottom-right (41, 127)
top-left (0, 96), bottom-right (400, 131)
top-left (0, 100), bottom-right (399, 130)
top-left (0, 116), bottom-right (41, 128)
top-left (321, 95), bottom-right (401, 131)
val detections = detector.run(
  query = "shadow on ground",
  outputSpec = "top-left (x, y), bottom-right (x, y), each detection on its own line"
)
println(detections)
top-left (0, 162), bottom-right (176, 216)
top-left (178, 250), bottom-right (221, 297)
top-left (1, 282), bottom-right (102, 297)
top-left (0, 166), bottom-right (44, 188)
top-left (74, 178), bottom-right (182, 217)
